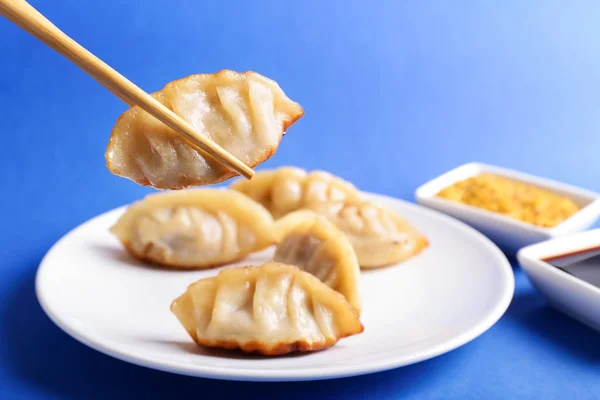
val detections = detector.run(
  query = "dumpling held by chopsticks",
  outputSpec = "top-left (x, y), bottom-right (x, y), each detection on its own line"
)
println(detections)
top-left (105, 70), bottom-right (304, 189)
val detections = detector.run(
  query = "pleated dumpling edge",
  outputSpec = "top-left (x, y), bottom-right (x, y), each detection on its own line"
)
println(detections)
top-left (170, 262), bottom-right (363, 356)
top-left (110, 189), bottom-right (274, 269)
top-left (106, 70), bottom-right (304, 190)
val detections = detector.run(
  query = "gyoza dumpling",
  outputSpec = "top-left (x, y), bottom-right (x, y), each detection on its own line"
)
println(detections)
top-left (110, 189), bottom-right (273, 269)
top-left (272, 211), bottom-right (361, 312)
top-left (304, 201), bottom-right (429, 269)
top-left (230, 166), bottom-right (361, 218)
top-left (106, 70), bottom-right (304, 189)
top-left (170, 262), bottom-right (363, 355)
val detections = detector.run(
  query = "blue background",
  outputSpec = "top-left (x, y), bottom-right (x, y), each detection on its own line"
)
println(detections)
top-left (1, 0), bottom-right (599, 398)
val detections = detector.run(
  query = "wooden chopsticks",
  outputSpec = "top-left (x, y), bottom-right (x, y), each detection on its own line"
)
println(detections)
top-left (0, 0), bottom-right (255, 180)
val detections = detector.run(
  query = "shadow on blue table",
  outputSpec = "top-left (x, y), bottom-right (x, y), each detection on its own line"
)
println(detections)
top-left (504, 285), bottom-right (600, 364)
top-left (2, 258), bottom-right (599, 399)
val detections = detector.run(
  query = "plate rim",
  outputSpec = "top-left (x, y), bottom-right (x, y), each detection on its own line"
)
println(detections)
top-left (35, 192), bottom-right (515, 382)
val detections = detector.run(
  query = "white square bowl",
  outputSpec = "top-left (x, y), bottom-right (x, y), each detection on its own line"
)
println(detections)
top-left (517, 229), bottom-right (600, 332)
top-left (415, 162), bottom-right (600, 253)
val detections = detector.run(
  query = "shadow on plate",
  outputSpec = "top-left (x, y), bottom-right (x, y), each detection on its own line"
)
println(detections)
top-left (90, 244), bottom-right (272, 273)
top-left (1, 257), bottom-right (461, 399)
top-left (141, 338), bottom-right (324, 360)
top-left (505, 287), bottom-right (600, 363)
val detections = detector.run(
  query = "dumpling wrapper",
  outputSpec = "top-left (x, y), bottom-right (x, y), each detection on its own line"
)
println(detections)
top-left (231, 166), bottom-right (361, 218)
top-left (170, 262), bottom-right (363, 355)
top-left (304, 201), bottom-right (429, 269)
top-left (272, 211), bottom-right (361, 313)
top-left (110, 189), bottom-right (273, 269)
top-left (106, 70), bottom-right (304, 189)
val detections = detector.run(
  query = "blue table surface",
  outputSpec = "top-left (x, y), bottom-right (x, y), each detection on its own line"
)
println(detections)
top-left (1, 1), bottom-right (599, 398)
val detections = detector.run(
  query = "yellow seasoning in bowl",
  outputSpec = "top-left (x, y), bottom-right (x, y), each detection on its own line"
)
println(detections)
top-left (436, 174), bottom-right (580, 228)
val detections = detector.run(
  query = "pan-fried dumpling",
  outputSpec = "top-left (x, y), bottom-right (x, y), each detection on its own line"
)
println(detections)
top-left (106, 70), bottom-right (304, 189)
top-left (110, 189), bottom-right (273, 269)
top-left (272, 211), bottom-right (361, 312)
top-left (170, 262), bottom-right (363, 355)
top-left (230, 167), bottom-right (361, 218)
top-left (304, 201), bottom-right (429, 269)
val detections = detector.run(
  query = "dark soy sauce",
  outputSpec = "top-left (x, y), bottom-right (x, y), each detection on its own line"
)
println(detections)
top-left (543, 246), bottom-right (600, 289)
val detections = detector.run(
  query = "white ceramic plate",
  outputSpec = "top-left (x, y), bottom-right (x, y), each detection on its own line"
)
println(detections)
top-left (36, 193), bottom-right (514, 382)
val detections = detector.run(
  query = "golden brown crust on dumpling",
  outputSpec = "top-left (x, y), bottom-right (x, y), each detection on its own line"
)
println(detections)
top-left (105, 70), bottom-right (304, 190)
top-left (170, 263), bottom-right (363, 356)
top-left (119, 241), bottom-right (249, 270)
top-left (192, 334), bottom-right (348, 356)
top-left (106, 139), bottom-right (278, 190)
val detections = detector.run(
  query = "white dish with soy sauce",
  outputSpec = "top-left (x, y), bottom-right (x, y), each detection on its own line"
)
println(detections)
top-left (518, 229), bottom-right (600, 332)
